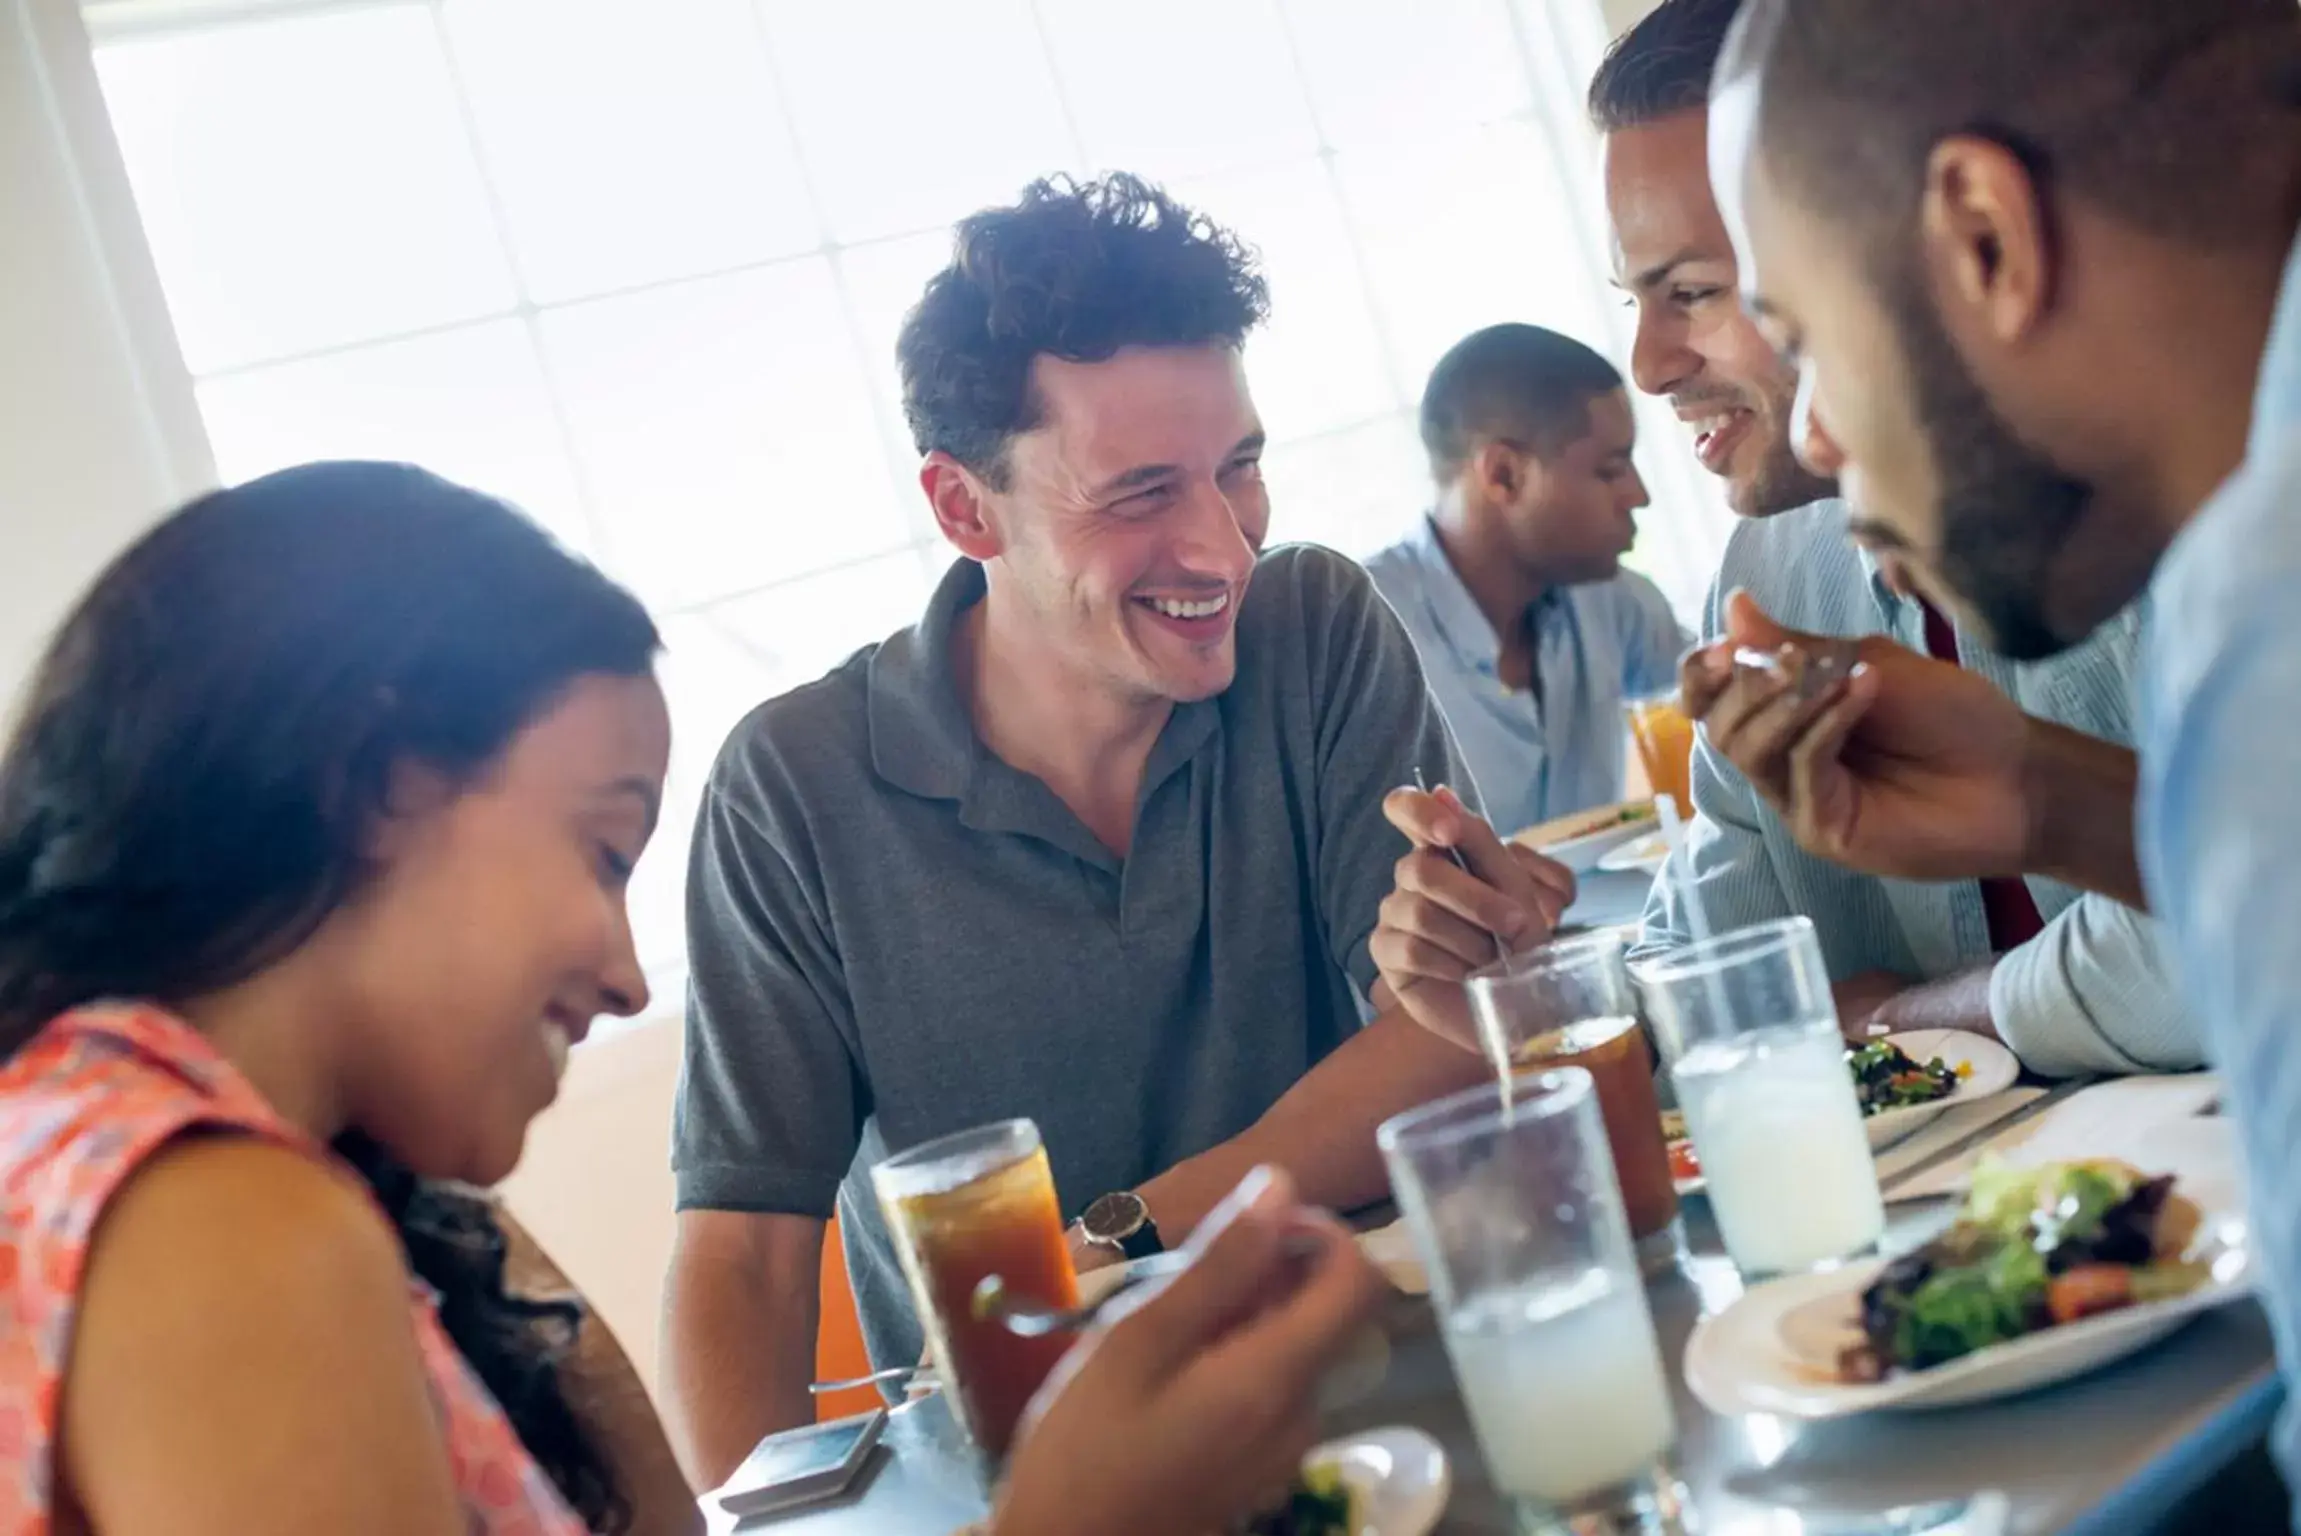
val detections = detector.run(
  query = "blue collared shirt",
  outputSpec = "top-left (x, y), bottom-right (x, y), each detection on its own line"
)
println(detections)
top-left (1630, 500), bottom-right (2198, 1078)
top-left (2138, 226), bottom-right (2301, 1512)
top-left (1364, 517), bottom-right (1689, 835)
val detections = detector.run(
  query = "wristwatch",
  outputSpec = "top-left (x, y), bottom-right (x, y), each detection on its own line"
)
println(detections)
top-left (1077, 1191), bottom-right (1164, 1261)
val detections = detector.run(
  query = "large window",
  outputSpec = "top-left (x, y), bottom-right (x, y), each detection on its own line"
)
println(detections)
top-left (85, 0), bottom-right (1730, 998)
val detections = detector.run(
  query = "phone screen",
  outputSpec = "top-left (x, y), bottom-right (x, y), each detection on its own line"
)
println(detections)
top-left (716, 1411), bottom-right (885, 1514)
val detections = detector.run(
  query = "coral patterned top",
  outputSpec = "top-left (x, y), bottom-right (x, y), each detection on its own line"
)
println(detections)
top-left (0, 1003), bottom-right (587, 1535)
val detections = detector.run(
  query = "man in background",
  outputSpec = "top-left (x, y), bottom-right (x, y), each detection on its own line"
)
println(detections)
top-left (662, 175), bottom-right (1569, 1486)
top-left (1365, 323), bottom-right (1688, 837)
top-left (1585, 0), bottom-right (2194, 1074)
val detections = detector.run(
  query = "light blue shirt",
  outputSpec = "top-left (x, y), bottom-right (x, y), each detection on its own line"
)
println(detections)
top-left (1631, 501), bottom-right (2198, 1078)
top-left (1364, 517), bottom-right (1689, 835)
top-left (2138, 226), bottom-right (2301, 1511)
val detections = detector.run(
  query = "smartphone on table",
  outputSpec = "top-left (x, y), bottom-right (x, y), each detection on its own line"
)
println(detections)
top-left (713, 1408), bottom-right (889, 1521)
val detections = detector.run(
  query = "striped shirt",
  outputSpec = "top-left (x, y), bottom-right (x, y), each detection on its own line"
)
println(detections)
top-left (1629, 499), bottom-right (2198, 1077)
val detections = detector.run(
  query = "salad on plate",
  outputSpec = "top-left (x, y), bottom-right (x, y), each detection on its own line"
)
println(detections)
top-left (1665, 1039), bottom-right (1973, 1184)
top-left (1239, 1466), bottom-right (1356, 1535)
top-left (1847, 1038), bottom-right (1965, 1115)
top-left (1837, 1157), bottom-right (2208, 1383)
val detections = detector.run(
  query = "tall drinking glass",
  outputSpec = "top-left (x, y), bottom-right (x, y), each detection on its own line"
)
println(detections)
top-left (1631, 917), bottom-right (1884, 1278)
top-left (1379, 1071), bottom-right (1680, 1535)
top-left (1467, 931), bottom-right (1681, 1274)
top-left (1624, 693), bottom-right (1696, 817)
top-left (872, 1119), bottom-right (1078, 1466)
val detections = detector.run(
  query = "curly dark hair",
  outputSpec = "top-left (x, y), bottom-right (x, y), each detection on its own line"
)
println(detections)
top-left (0, 461), bottom-right (658, 1531)
top-left (897, 172), bottom-right (1271, 486)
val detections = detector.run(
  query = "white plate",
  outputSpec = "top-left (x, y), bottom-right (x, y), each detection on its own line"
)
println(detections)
top-left (1661, 1032), bottom-right (2023, 1192)
top-left (1683, 1216), bottom-right (2254, 1419)
top-left (1597, 826), bottom-right (1671, 875)
top-left (1861, 1030), bottom-right (2021, 1151)
top-left (1511, 799), bottom-right (1659, 873)
top-left (1304, 1425), bottom-right (1451, 1536)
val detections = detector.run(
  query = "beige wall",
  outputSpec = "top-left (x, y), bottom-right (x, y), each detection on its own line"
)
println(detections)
top-left (1600, 0), bottom-right (1661, 37)
top-left (499, 1018), bottom-right (686, 1403)
top-left (4, 0), bottom-right (690, 1395)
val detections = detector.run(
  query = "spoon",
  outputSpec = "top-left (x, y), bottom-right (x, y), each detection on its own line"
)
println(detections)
top-left (974, 1233), bottom-right (1334, 1338)
top-left (809, 1363), bottom-right (939, 1396)
top-left (972, 1250), bottom-right (1195, 1338)
top-left (1732, 636), bottom-right (1860, 703)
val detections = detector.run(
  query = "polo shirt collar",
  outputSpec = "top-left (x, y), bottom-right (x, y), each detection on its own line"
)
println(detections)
top-left (865, 557), bottom-right (1221, 865)
top-left (866, 556), bottom-right (982, 803)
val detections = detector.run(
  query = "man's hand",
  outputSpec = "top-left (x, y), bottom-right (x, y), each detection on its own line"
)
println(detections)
top-left (1833, 970), bottom-right (1915, 1045)
top-left (1683, 592), bottom-right (2037, 882)
top-left (1369, 785), bottom-right (1575, 1051)
top-left (992, 1168), bottom-right (1385, 1536)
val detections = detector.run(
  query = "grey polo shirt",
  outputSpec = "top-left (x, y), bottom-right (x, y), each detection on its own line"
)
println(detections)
top-left (674, 544), bottom-right (1467, 1369)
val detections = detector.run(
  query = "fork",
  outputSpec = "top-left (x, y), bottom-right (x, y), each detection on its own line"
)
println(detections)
top-left (1412, 766), bottom-right (1508, 966)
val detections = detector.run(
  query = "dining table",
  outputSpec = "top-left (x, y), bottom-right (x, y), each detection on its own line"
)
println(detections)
top-left (708, 866), bottom-right (2285, 1535)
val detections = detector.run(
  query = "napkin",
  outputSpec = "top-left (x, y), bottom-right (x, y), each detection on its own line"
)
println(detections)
top-left (1888, 1073), bottom-right (2230, 1206)
top-left (1876, 1087), bottom-right (2048, 1201)
top-left (1355, 1220), bottom-right (1430, 1295)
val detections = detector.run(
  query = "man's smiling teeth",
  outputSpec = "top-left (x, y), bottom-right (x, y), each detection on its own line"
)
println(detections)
top-left (1694, 413), bottom-right (1741, 436)
top-left (1143, 593), bottom-right (1229, 619)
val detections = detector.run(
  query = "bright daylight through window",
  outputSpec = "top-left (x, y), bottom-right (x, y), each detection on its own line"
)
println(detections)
top-left (83, 0), bottom-right (1729, 1000)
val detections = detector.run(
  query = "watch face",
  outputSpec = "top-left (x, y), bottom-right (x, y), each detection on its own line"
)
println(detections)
top-left (1083, 1191), bottom-right (1147, 1242)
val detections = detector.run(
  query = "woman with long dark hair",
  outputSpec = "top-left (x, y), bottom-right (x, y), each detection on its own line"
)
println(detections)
top-left (0, 461), bottom-right (1380, 1535)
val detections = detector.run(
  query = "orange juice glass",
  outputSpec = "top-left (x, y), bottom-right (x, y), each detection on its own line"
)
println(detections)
top-left (873, 1119), bottom-right (1078, 1465)
top-left (1625, 692), bottom-right (1696, 817)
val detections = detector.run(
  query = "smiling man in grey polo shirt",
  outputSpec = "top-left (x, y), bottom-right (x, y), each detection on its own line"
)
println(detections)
top-left (659, 173), bottom-right (1576, 1486)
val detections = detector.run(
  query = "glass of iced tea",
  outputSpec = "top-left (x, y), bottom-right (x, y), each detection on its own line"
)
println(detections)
top-left (1467, 931), bottom-right (1682, 1274)
top-left (1625, 692), bottom-right (1696, 817)
top-left (872, 1119), bottom-right (1079, 1466)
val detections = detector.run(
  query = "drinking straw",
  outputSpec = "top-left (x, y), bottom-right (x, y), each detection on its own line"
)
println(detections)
top-left (1651, 792), bottom-right (1737, 1057)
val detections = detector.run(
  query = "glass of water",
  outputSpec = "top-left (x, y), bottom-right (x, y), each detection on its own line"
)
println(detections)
top-left (1631, 916), bottom-right (1885, 1279)
top-left (1379, 1070), bottom-right (1680, 1535)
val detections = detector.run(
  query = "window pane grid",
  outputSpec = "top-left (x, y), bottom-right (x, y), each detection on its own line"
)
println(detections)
top-left (90, 0), bottom-right (1727, 1001)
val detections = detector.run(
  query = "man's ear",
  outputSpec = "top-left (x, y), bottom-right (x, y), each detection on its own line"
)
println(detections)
top-left (1921, 134), bottom-right (2054, 346)
top-left (922, 452), bottom-right (1004, 562)
top-left (1471, 439), bottom-right (1534, 508)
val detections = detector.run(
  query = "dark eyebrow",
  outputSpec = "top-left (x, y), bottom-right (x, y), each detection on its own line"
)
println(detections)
top-left (598, 776), bottom-right (661, 837)
top-left (1846, 515), bottom-right (1912, 553)
top-left (1091, 463), bottom-right (1180, 500)
top-left (1627, 248), bottom-right (1708, 292)
top-left (1091, 432), bottom-right (1266, 500)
